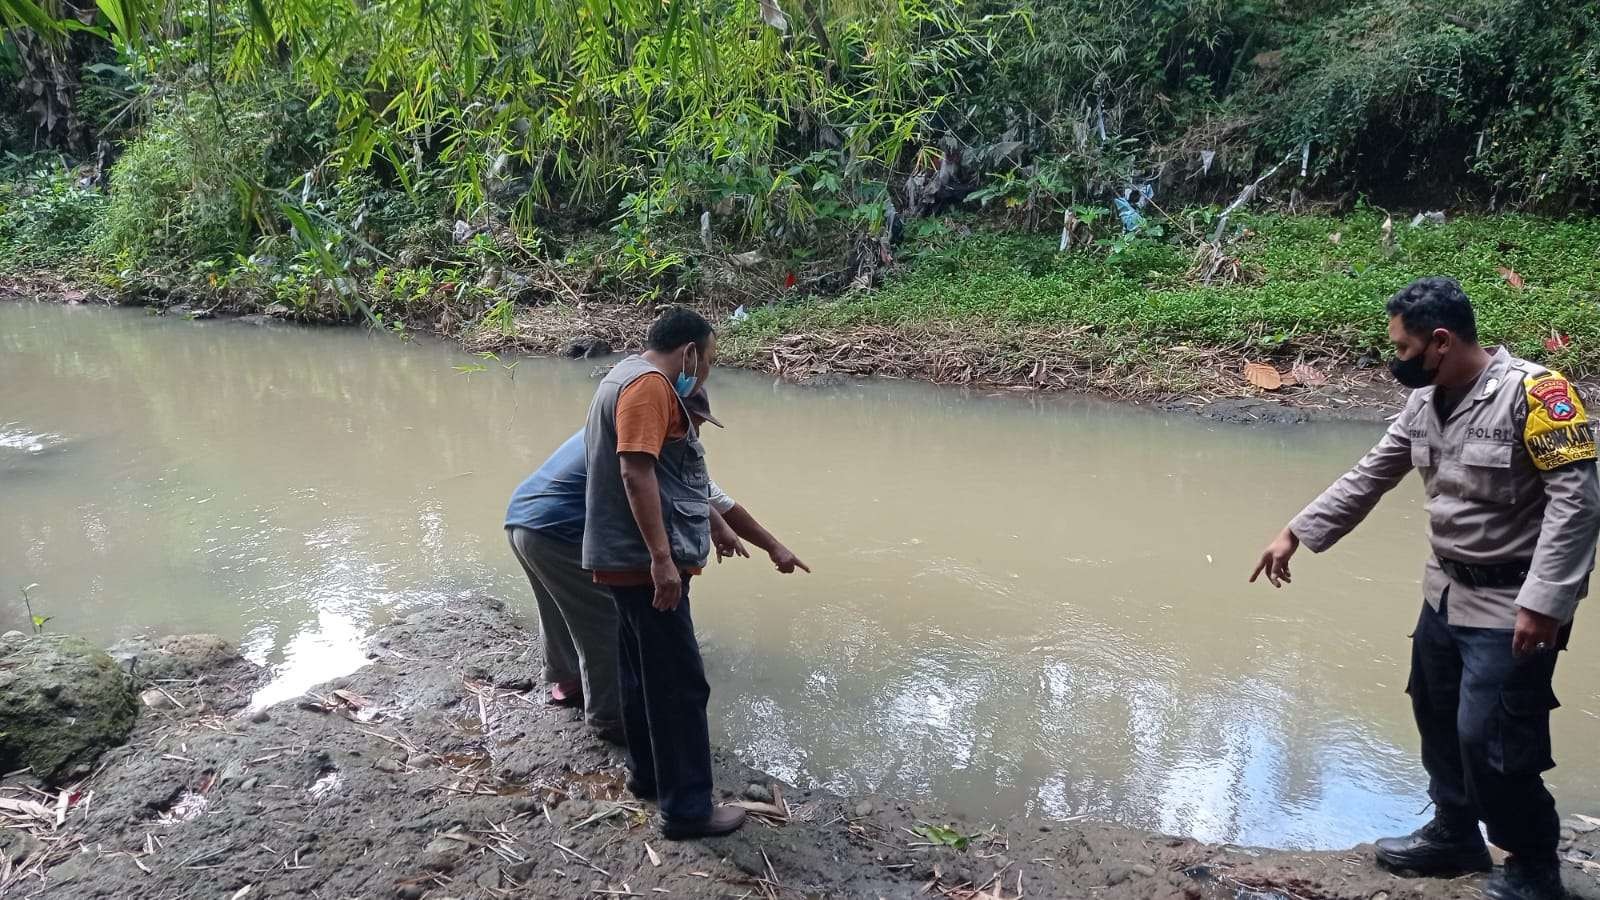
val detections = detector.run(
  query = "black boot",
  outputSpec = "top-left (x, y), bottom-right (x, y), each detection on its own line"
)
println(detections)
top-left (1374, 816), bottom-right (1493, 875)
top-left (1484, 856), bottom-right (1567, 900)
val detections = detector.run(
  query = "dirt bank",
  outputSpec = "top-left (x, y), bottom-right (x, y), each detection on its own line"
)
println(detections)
top-left (1, 276), bottom-right (1405, 426)
top-left (4, 597), bottom-right (1599, 899)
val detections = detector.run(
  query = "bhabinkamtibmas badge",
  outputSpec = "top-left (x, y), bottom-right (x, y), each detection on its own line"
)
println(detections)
top-left (1524, 373), bottom-right (1597, 471)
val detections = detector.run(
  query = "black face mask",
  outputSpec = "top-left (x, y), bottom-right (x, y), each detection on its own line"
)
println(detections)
top-left (1388, 346), bottom-right (1439, 388)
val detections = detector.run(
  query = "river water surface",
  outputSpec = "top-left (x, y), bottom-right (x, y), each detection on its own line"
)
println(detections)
top-left (4, 301), bottom-right (1598, 849)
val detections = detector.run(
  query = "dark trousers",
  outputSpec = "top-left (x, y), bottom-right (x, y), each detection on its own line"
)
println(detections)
top-left (1408, 596), bottom-right (1563, 861)
top-left (610, 579), bottom-right (714, 823)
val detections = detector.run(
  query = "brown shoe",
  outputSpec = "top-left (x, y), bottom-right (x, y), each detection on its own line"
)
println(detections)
top-left (661, 805), bottom-right (746, 840)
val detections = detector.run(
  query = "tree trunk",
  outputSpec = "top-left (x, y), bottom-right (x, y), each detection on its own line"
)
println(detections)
top-left (8, 1), bottom-right (98, 153)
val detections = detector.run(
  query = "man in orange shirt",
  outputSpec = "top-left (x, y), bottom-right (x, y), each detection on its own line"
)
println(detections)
top-left (581, 307), bottom-right (746, 839)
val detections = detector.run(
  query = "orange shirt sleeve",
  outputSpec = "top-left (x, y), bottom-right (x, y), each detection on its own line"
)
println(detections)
top-left (614, 373), bottom-right (683, 456)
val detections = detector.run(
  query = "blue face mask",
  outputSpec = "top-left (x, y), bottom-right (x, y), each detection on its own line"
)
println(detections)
top-left (674, 349), bottom-right (698, 398)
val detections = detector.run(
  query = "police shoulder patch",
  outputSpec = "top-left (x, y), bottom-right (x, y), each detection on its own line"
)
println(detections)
top-left (1523, 372), bottom-right (1596, 471)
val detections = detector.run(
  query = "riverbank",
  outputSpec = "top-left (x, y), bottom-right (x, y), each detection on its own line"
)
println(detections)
top-left (6, 597), bottom-right (1600, 899)
top-left (0, 269), bottom-right (1407, 427)
top-left (6, 203), bottom-right (1600, 423)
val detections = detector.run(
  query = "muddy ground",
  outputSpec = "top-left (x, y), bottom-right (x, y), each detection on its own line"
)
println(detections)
top-left (3, 597), bottom-right (1599, 899)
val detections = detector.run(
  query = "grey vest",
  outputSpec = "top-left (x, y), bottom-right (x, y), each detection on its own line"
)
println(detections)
top-left (581, 355), bottom-right (712, 572)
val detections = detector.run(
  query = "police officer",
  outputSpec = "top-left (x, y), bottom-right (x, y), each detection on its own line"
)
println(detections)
top-left (1251, 277), bottom-right (1599, 900)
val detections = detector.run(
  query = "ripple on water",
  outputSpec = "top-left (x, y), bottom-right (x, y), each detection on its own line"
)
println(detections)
top-left (0, 424), bottom-right (65, 454)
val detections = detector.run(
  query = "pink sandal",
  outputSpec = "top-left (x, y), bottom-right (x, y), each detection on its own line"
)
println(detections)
top-left (547, 681), bottom-right (584, 708)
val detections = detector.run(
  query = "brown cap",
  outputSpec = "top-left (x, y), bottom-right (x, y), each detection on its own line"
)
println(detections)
top-left (682, 388), bottom-right (724, 428)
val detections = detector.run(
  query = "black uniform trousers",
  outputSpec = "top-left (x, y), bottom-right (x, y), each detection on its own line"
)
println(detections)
top-left (1408, 592), bottom-right (1563, 861)
top-left (610, 578), bottom-right (715, 824)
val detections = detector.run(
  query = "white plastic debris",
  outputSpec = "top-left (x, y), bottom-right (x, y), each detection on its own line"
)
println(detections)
top-left (758, 0), bottom-right (788, 31)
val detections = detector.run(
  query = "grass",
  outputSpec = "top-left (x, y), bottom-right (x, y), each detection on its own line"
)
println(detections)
top-left (734, 211), bottom-right (1600, 377)
top-left (6, 166), bottom-right (1600, 393)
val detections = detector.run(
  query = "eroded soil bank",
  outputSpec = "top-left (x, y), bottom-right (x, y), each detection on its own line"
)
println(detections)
top-left (0, 278), bottom-right (1409, 426)
top-left (4, 598), bottom-right (1600, 899)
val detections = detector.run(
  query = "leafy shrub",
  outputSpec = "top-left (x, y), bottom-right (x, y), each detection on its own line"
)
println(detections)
top-left (95, 80), bottom-right (333, 267)
top-left (0, 156), bottom-right (106, 267)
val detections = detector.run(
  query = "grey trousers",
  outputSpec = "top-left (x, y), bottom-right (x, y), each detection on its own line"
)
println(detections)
top-left (506, 526), bottom-right (621, 730)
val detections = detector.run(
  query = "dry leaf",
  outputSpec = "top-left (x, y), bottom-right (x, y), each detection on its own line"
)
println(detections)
top-left (645, 842), bottom-right (661, 867)
top-left (1292, 361), bottom-right (1329, 388)
top-left (1244, 362), bottom-right (1283, 391)
top-left (1497, 266), bottom-right (1525, 290)
top-left (0, 797), bottom-right (55, 821)
top-left (331, 689), bottom-right (371, 709)
top-left (1327, 232), bottom-right (1341, 244)
top-left (729, 800), bottom-right (788, 820)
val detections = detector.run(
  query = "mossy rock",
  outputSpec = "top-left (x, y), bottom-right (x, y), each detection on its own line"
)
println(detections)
top-left (0, 631), bottom-right (137, 783)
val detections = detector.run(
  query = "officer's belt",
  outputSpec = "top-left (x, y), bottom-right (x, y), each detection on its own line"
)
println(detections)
top-left (1437, 556), bottom-right (1533, 590)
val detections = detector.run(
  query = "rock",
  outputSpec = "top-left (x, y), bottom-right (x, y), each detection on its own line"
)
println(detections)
top-left (563, 336), bottom-right (613, 359)
top-left (475, 866), bottom-right (502, 891)
top-left (490, 670), bottom-right (536, 692)
top-left (109, 633), bottom-right (240, 682)
top-left (549, 800), bottom-right (598, 828)
top-left (1131, 864), bottom-right (1158, 878)
top-left (140, 688), bottom-right (175, 709)
top-left (2, 631), bottom-right (25, 641)
top-left (0, 632), bottom-right (138, 783)
top-left (1560, 827), bottom-right (1577, 844)
top-left (1106, 866), bottom-right (1132, 886)
top-left (1567, 815), bottom-right (1600, 835)
top-left (853, 800), bottom-right (874, 818)
top-left (395, 886), bottom-right (424, 900)
top-left (419, 849), bottom-right (459, 872)
top-left (248, 708), bottom-right (270, 724)
top-left (743, 782), bottom-right (774, 804)
top-left (239, 777), bottom-right (258, 791)
top-left (374, 757), bottom-right (404, 774)
top-left (0, 829), bottom-right (42, 863)
top-left (504, 858), bottom-right (537, 880)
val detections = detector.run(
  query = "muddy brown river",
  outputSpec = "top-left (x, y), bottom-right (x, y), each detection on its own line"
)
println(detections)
top-left (4, 301), bottom-right (1598, 849)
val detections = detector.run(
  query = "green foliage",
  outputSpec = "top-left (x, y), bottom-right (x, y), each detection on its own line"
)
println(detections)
top-left (94, 80), bottom-right (333, 267)
top-left (19, 583), bottom-right (48, 634)
top-left (1235, 0), bottom-right (1600, 204)
top-left (912, 823), bottom-right (977, 850)
top-left (744, 211), bottom-right (1600, 375)
top-left (0, 155), bottom-right (106, 266)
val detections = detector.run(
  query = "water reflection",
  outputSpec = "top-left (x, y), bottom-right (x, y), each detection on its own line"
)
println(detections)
top-left (3, 301), bottom-right (1597, 849)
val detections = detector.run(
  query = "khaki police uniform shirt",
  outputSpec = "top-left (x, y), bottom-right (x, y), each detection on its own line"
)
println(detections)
top-left (1290, 347), bottom-right (1600, 629)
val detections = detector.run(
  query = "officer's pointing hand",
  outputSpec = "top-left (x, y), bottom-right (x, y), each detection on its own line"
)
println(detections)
top-left (1250, 527), bottom-right (1300, 588)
